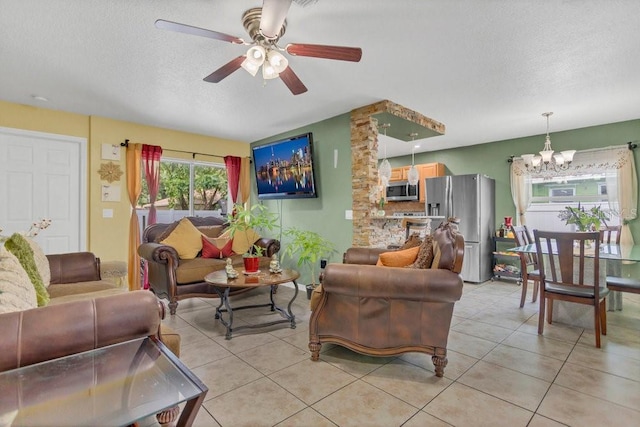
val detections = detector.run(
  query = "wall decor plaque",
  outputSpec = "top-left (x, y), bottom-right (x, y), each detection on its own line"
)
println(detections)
top-left (98, 161), bottom-right (123, 183)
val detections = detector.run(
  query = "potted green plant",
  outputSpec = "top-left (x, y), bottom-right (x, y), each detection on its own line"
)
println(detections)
top-left (558, 203), bottom-right (609, 232)
top-left (282, 227), bottom-right (338, 298)
top-left (226, 203), bottom-right (279, 272)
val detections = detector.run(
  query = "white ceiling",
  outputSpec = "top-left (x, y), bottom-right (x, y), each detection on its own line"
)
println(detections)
top-left (2, 0), bottom-right (640, 158)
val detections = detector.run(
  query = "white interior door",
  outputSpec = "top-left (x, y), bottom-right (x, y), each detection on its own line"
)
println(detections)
top-left (0, 127), bottom-right (87, 254)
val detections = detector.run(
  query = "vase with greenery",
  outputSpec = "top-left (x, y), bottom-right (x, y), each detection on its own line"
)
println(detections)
top-left (226, 203), bottom-right (279, 272)
top-left (558, 203), bottom-right (609, 232)
top-left (282, 227), bottom-right (337, 293)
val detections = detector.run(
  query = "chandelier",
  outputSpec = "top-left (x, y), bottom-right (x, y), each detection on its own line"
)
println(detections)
top-left (377, 123), bottom-right (392, 187)
top-left (521, 112), bottom-right (576, 172)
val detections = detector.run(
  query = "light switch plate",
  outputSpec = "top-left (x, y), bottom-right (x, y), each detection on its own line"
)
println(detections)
top-left (345, 210), bottom-right (353, 220)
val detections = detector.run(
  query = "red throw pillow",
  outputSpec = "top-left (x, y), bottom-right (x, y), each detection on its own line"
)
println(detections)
top-left (201, 236), bottom-right (234, 259)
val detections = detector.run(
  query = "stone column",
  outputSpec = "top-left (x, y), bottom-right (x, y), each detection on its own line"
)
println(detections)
top-left (349, 100), bottom-right (445, 248)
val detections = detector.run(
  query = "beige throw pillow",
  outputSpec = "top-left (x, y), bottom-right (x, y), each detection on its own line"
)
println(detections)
top-left (0, 246), bottom-right (38, 314)
top-left (222, 228), bottom-right (261, 255)
top-left (159, 217), bottom-right (203, 259)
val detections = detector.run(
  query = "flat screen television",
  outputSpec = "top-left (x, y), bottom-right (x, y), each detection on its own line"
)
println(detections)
top-left (252, 132), bottom-right (318, 200)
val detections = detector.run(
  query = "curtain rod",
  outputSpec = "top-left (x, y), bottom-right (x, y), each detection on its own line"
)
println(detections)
top-left (120, 139), bottom-right (250, 160)
top-left (507, 141), bottom-right (637, 163)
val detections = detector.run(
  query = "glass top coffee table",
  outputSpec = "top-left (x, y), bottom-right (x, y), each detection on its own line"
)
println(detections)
top-left (204, 268), bottom-right (300, 339)
top-left (0, 337), bottom-right (207, 427)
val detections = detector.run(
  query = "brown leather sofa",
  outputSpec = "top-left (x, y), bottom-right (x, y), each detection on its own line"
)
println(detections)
top-left (0, 291), bottom-right (189, 425)
top-left (0, 291), bottom-right (164, 370)
top-left (138, 216), bottom-right (281, 315)
top-left (46, 251), bottom-right (123, 303)
top-left (309, 223), bottom-right (465, 377)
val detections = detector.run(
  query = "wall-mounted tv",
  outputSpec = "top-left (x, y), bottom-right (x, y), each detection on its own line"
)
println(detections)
top-left (252, 132), bottom-right (318, 200)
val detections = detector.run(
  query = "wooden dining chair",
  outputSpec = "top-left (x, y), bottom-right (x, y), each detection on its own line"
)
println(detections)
top-left (511, 225), bottom-right (540, 308)
top-left (601, 225), bottom-right (640, 296)
top-left (534, 230), bottom-right (608, 348)
top-left (600, 225), bottom-right (621, 244)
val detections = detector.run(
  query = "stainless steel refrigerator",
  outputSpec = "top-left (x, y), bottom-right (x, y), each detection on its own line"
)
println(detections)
top-left (425, 174), bottom-right (495, 283)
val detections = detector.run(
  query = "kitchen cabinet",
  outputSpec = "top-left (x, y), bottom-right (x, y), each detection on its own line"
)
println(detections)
top-left (416, 163), bottom-right (444, 201)
top-left (389, 163), bottom-right (444, 202)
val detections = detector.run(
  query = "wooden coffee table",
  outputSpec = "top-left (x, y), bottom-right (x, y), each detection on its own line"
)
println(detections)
top-left (204, 268), bottom-right (300, 339)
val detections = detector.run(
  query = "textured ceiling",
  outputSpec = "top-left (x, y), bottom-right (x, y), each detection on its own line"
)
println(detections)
top-left (1, 0), bottom-right (639, 158)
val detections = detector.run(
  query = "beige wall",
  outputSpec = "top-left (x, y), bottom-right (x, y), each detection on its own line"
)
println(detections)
top-left (0, 100), bottom-right (249, 262)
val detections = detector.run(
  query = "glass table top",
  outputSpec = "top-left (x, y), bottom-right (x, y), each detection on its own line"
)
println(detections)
top-left (0, 337), bottom-right (207, 426)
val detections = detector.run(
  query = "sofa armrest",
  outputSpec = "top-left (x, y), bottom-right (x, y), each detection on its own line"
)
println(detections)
top-left (0, 290), bottom-right (162, 371)
top-left (253, 238), bottom-right (281, 258)
top-left (138, 242), bottom-right (179, 266)
top-left (322, 264), bottom-right (463, 303)
top-left (47, 252), bottom-right (101, 284)
top-left (343, 247), bottom-right (389, 265)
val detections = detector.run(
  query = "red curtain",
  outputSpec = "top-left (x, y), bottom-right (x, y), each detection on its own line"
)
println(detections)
top-left (142, 144), bottom-right (163, 225)
top-left (225, 156), bottom-right (242, 204)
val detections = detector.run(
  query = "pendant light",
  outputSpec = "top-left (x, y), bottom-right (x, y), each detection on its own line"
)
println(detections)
top-left (407, 133), bottom-right (420, 186)
top-left (378, 123), bottom-right (392, 187)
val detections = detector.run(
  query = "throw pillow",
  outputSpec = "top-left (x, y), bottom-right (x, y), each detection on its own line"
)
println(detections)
top-left (408, 234), bottom-right (434, 269)
top-left (430, 238), bottom-right (441, 269)
top-left (0, 246), bottom-right (38, 314)
top-left (201, 235), bottom-right (234, 259)
top-left (376, 246), bottom-right (420, 267)
top-left (154, 220), bottom-right (181, 243)
top-left (4, 233), bottom-right (50, 306)
top-left (26, 237), bottom-right (51, 288)
top-left (223, 228), bottom-right (261, 255)
top-left (159, 217), bottom-right (203, 259)
top-left (197, 225), bottom-right (225, 238)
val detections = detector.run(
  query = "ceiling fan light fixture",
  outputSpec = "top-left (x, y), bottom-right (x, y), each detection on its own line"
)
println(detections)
top-left (241, 56), bottom-right (260, 76)
top-left (262, 63), bottom-right (279, 79)
top-left (267, 50), bottom-right (289, 73)
top-left (246, 46), bottom-right (266, 65)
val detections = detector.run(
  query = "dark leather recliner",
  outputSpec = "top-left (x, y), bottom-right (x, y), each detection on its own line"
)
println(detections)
top-left (309, 222), bottom-right (465, 377)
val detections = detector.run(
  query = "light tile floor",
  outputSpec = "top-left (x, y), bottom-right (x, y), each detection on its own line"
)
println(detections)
top-left (155, 280), bottom-right (640, 427)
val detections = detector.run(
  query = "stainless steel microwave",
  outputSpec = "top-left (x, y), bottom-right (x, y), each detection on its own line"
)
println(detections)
top-left (385, 180), bottom-right (419, 201)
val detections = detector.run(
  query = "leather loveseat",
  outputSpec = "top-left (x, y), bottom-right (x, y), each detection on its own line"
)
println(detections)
top-left (46, 251), bottom-right (125, 303)
top-left (0, 291), bottom-right (189, 425)
top-left (309, 221), bottom-right (465, 377)
top-left (138, 216), bottom-right (281, 315)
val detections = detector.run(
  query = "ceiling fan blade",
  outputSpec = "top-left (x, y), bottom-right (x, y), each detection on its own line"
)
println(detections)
top-left (203, 56), bottom-right (246, 83)
top-left (286, 43), bottom-right (363, 62)
top-left (279, 66), bottom-right (308, 95)
top-left (260, 0), bottom-right (292, 39)
top-left (155, 19), bottom-right (245, 44)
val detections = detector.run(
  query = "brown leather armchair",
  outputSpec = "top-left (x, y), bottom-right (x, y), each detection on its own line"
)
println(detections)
top-left (309, 223), bottom-right (465, 377)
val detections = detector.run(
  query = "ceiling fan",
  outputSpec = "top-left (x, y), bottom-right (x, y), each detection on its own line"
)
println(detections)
top-left (155, 0), bottom-right (362, 95)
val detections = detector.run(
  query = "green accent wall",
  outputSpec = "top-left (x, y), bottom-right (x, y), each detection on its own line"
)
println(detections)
top-left (390, 118), bottom-right (640, 239)
top-left (253, 115), bottom-right (640, 283)
top-left (252, 114), bottom-right (353, 284)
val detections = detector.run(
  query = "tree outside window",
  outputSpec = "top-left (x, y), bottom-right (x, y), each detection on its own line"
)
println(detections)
top-left (139, 159), bottom-right (228, 220)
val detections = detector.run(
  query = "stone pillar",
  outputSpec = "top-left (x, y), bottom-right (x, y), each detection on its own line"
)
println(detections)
top-left (350, 100), bottom-right (445, 248)
top-left (350, 107), bottom-right (381, 247)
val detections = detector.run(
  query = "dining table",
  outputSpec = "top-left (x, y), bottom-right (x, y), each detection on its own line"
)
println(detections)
top-left (508, 242), bottom-right (640, 313)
